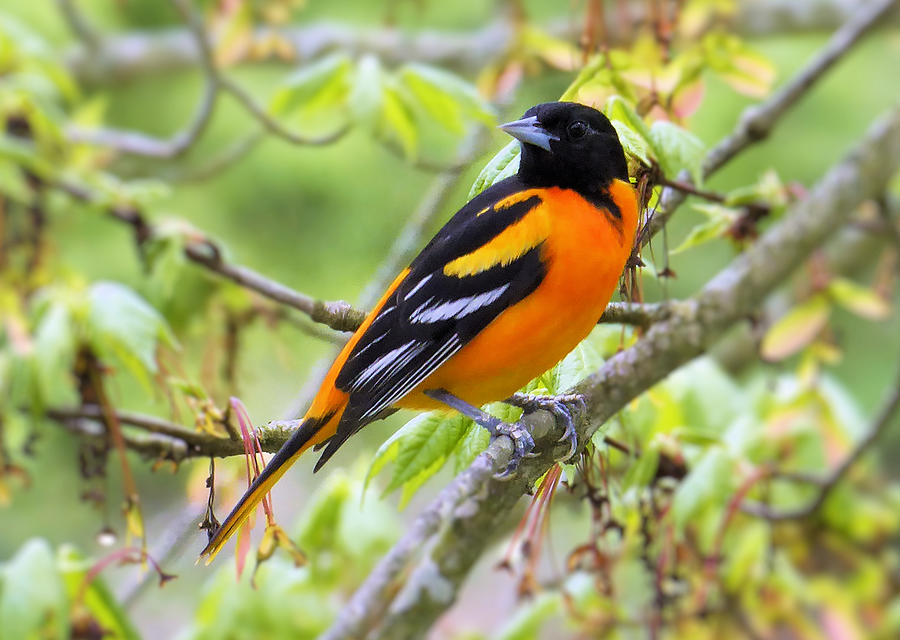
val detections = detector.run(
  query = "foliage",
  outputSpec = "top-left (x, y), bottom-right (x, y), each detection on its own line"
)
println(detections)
top-left (182, 467), bottom-right (399, 640)
top-left (0, 539), bottom-right (141, 640)
top-left (1, 0), bottom-right (899, 639)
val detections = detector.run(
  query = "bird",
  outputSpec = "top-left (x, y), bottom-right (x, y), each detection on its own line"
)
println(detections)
top-left (200, 101), bottom-right (639, 563)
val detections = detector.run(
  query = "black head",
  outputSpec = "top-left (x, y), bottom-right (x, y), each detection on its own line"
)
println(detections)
top-left (499, 102), bottom-right (629, 196)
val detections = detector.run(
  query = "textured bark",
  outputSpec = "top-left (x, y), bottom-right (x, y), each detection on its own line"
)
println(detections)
top-left (320, 103), bottom-right (900, 640)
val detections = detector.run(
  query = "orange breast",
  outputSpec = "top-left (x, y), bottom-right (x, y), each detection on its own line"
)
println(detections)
top-left (401, 181), bottom-right (638, 409)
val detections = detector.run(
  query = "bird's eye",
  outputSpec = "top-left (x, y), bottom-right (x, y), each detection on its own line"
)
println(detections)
top-left (567, 121), bottom-right (589, 139)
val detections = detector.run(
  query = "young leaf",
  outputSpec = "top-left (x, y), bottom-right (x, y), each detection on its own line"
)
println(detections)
top-left (760, 295), bottom-right (831, 362)
top-left (494, 591), bottom-right (561, 640)
top-left (0, 538), bottom-right (69, 640)
top-left (672, 203), bottom-right (739, 254)
top-left (468, 140), bottom-right (520, 199)
top-left (723, 521), bottom-right (770, 591)
top-left (605, 96), bottom-right (652, 143)
top-left (452, 420), bottom-right (490, 473)
top-left (622, 446), bottom-right (660, 490)
top-left (87, 282), bottom-right (178, 388)
top-left (57, 546), bottom-right (141, 640)
top-left (30, 301), bottom-right (75, 403)
top-left (269, 53), bottom-right (353, 118)
top-left (379, 84), bottom-right (418, 159)
top-left (295, 471), bottom-right (352, 554)
top-left (671, 447), bottom-right (734, 533)
top-left (610, 119), bottom-right (652, 168)
top-left (348, 55), bottom-right (385, 128)
top-left (399, 63), bottom-right (496, 135)
top-left (827, 277), bottom-right (891, 321)
top-left (703, 33), bottom-right (775, 99)
top-left (648, 120), bottom-right (706, 186)
top-left (385, 411), bottom-right (470, 495)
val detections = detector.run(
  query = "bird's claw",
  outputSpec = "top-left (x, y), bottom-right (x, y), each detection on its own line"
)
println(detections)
top-left (487, 419), bottom-right (536, 479)
top-left (508, 393), bottom-right (586, 462)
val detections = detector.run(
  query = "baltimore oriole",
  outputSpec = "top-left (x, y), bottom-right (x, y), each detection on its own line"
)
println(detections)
top-left (200, 101), bottom-right (638, 562)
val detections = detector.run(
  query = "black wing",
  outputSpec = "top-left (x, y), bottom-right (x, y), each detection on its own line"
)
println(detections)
top-left (314, 177), bottom-right (548, 468)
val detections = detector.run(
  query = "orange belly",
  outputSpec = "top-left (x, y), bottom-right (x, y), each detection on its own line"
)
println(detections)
top-left (399, 183), bottom-right (637, 410)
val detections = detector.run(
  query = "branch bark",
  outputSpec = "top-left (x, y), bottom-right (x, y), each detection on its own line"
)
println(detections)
top-left (320, 102), bottom-right (900, 640)
top-left (65, 0), bottom-right (900, 85)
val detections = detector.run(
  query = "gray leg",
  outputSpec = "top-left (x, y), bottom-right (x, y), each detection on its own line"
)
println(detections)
top-left (424, 388), bottom-right (536, 478)
top-left (505, 392), bottom-right (586, 462)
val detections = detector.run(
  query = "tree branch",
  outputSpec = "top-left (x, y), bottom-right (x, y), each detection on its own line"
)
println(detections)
top-left (320, 102), bottom-right (900, 640)
top-left (43, 406), bottom-right (312, 460)
top-left (65, 79), bottom-right (219, 159)
top-left (64, 0), bottom-right (349, 158)
top-left (65, 0), bottom-right (900, 85)
top-left (55, 0), bottom-right (102, 52)
top-left (647, 0), bottom-right (899, 239)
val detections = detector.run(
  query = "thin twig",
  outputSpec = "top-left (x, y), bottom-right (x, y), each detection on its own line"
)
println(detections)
top-left (43, 405), bottom-right (304, 459)
top-left (647, 0), bottom-right (900, 240)
top-left (66, 79), bottom-right (219, 158)
top-left (56, 0), bottom-right (102, 52)
top-left (66, 0), bottom-right (350, 158)
top-left (65, 0), bottom-right (220, 159)
top-left (170, 130), bottom-right (265, 183)
top-left (65, 1), bottom-right (900, 84)
top-left (53, 178), bottom-right (367, 333)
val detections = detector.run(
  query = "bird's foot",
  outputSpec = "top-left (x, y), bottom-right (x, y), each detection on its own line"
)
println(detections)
top-left (482, 415), bottom-right (537, 479)
top-left (422, 388), bottom-right (536, 479)
top-left (506, 392), bottom-right (586, 462)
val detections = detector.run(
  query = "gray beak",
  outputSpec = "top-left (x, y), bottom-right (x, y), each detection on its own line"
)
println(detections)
top-left (497, 115), bottom-right (558, 152)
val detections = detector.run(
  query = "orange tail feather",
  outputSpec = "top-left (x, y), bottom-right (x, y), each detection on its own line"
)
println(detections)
top-left (199, 412), bottom-right (339, 564)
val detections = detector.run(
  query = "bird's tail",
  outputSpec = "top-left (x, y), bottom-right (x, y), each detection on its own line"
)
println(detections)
top-left (198, 411), bottom-right (339, 564)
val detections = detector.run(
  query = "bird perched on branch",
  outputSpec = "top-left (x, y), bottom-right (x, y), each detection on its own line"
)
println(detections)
top-left (201, 101), bottom-right (638, 562)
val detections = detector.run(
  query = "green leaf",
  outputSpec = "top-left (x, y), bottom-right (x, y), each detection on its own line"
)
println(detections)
top-left (87, 282), bottom-right (178, 388)
top-left (365, 420), bottom-right (414, 489)
top-left (648, 120), bottom-right (706, 186)
top-left (671, 447), bottom-right (734, 533)
top-left (348, 55), bottom-right (385, 127)
top-left (494, 592), bottom-right (561, 640)
top-left (31, 301), bottom-right (75, 404)
top-left (379, 84), bottom-right (418, 159)
top-left (57, 546), bottom-right (140, 640)
top-left (610, 119), bottom-right (652, 168)
top-left (385, 411), bottom-right (470, 495)
top-left (723, 521), bottom-right (770, 591)
top-left (144, 223), bottom-right (189, 302)
top-left (671, 204), bottom-right (738, 254)
top-left (399, 63), bottom-right (496, 135)
top-left (269, 53), bottom-right (353, 118)
top-left (827, 277), bottom-right (891, 321)
top-left (702, 33), bottom-right (775, 99)
top-left (605, 96), bottom-right (653, 144)
top-left (452, 420), bottom-right (490, 473)
top-left (295, 471), bottom-right (352, 553)
top-left (0, 135), bottom-right (54, 178)
top-left (468, 140), bottom-right (520, 199)
top-left (760, 295), bottom-right (831, 361)
top-left (541, 338), bottom-right (605, 394)
top-left (0, 539), bottom-right (68, 640)
top-left (622, 446), bottom-right (660, 489)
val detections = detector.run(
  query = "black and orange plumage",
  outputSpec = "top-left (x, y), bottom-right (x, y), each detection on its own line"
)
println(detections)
top-left (201, 102), bottom-right (639, 562)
